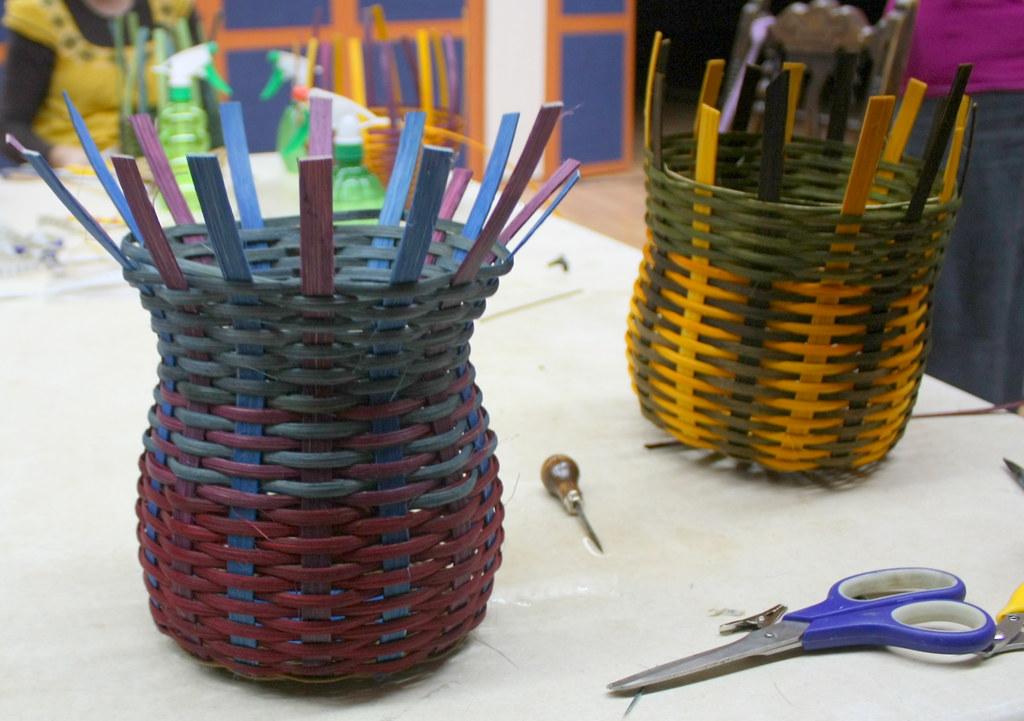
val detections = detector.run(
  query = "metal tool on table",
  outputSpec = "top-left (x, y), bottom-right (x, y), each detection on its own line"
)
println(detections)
top-left (608, 568), bottom-right (995, 693)
top-left (718, 604), bottom-right (788, 635)
top-left (1003, 458), bottom-right (1024, 490)
top-left (540, 454), bottom-right (604, 553)
top-left (981, 582), bottom-right (1024, 657)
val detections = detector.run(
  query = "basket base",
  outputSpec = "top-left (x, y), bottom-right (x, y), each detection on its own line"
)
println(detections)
top-left (135, 452), bottom-right (505, 680)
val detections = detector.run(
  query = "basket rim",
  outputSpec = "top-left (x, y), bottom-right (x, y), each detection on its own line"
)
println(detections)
top-left (645, 140), bottom-right (953, 217)
top-left (119, 211), bottom-right (514, 294)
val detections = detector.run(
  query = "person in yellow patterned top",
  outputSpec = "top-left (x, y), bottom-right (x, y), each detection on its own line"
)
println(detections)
top-left (1, 0), bottom-right (195, 166)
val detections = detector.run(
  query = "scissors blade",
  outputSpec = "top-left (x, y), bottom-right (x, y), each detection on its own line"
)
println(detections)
top-left (607, 620), bottom-right (807, 692)
top-left (981, 614), bottom-right (1024, 658)
top-left (719, 604), bottom-right (788, 634)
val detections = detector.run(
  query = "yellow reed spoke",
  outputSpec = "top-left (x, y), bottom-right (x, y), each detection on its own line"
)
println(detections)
top-left (782, 61), bottom-right (805, 143)
top-left (940, 96), bottom-right (971, 202)
top-left (883, 78), bottom-right (927, 164)
top-left (371, 4), bottom-right (388, 40)
top-left (431, 31), bottom-right (449, 110)
top-left (693, 59), bottom-right (725, 137)
top-left (643, 31), bottom-right (663, 150)
top-left (347, 37), bottom-right (366, 107)
top-left (305, 38), bottom-right (319, 89)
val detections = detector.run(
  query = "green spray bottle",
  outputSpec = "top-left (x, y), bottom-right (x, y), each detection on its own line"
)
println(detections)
top-left (305, 88), bottom-right (388, 215)
top-left (332, 114), bottom-right (385, 215)
top-left (261, 49), bottom-right (318, 173)
top-left (152, 42), bottom-right (232, 212)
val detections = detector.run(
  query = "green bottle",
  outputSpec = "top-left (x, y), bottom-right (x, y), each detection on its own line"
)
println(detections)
top-left (277, 101), bottom-right (309, 174)
top-left (159, 87), bottom-right (209, 210)
top-left (153, 42), bottom-right (232, 213)
top-left (260, 50), bottom-right (313, 174)
top-left (332, 114), bottom-right (385, 216)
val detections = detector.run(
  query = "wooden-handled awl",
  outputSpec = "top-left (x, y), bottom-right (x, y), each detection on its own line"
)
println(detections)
top-left (541, 454), bottom-right (604, 553)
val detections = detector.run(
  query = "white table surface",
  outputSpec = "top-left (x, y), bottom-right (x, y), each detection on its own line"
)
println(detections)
top-left (1, 156), bottom-right (1022, 721)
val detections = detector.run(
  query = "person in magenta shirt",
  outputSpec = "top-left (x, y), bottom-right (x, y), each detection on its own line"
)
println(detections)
top-left (892, 0), bottom-right (1024, 403)
top-left (897, 0), bottom-right (1024, 95)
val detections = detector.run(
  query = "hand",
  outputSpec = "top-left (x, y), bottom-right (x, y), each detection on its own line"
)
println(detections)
top-left (47, 144), bottom-right (90, 168)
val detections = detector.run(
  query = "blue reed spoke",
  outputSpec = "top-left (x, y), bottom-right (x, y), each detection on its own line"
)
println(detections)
top-left (372, 144), bottom-right (452, 657)
top-left (187, 153), bottom-right (263, 652)
top-left (219, 101), bottom-right (265, 230)
top-left (64, 93), bottom-right (143, 243)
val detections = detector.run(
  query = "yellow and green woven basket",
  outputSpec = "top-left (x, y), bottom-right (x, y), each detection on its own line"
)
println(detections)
top-left (628, 40), bottom-right (967, 473)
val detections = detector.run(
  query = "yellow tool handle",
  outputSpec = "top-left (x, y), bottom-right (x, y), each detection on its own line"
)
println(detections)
top-left (998, 583), bottom-right (1024, 621)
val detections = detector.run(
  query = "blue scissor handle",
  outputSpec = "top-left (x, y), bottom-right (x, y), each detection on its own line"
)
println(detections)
top-left (786, 567), bottom-right (966, 623)
top-left (799, 599), bottom-right (995, 654)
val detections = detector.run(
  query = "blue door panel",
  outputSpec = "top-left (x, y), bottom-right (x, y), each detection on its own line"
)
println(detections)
top-left (561, 33), bottom-right (624, 164)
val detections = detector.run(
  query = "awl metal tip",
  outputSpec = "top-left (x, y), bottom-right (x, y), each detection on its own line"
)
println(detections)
top-left (577, 506), bottom-right (604, 553)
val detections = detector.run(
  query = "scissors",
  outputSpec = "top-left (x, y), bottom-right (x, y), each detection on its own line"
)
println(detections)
top-left (981, 582), bottom-right (1024, 657)
top-left (608, 567), bottom-right (995, 693)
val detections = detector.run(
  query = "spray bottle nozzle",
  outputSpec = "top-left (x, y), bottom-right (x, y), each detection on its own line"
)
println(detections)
top-left (153, 42), bottom-right (233, 99)
top-left (205, 66), bottom-right (231, 95)
top-left (260, 49), bottom-right (319, 101)
top-left (306, 87), bottom-right (388, 138)
top-left (281, 88), bottom-right (388, 159)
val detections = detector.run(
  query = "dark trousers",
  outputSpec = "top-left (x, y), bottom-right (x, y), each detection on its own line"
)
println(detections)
top-left (908, 92), bottom-right (1024, 403)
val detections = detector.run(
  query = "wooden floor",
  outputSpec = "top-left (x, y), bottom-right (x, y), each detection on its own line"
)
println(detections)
top-left (556, 162), bottom-right (648, 249)
top-left (555, 100), bottom-right (694, 249)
